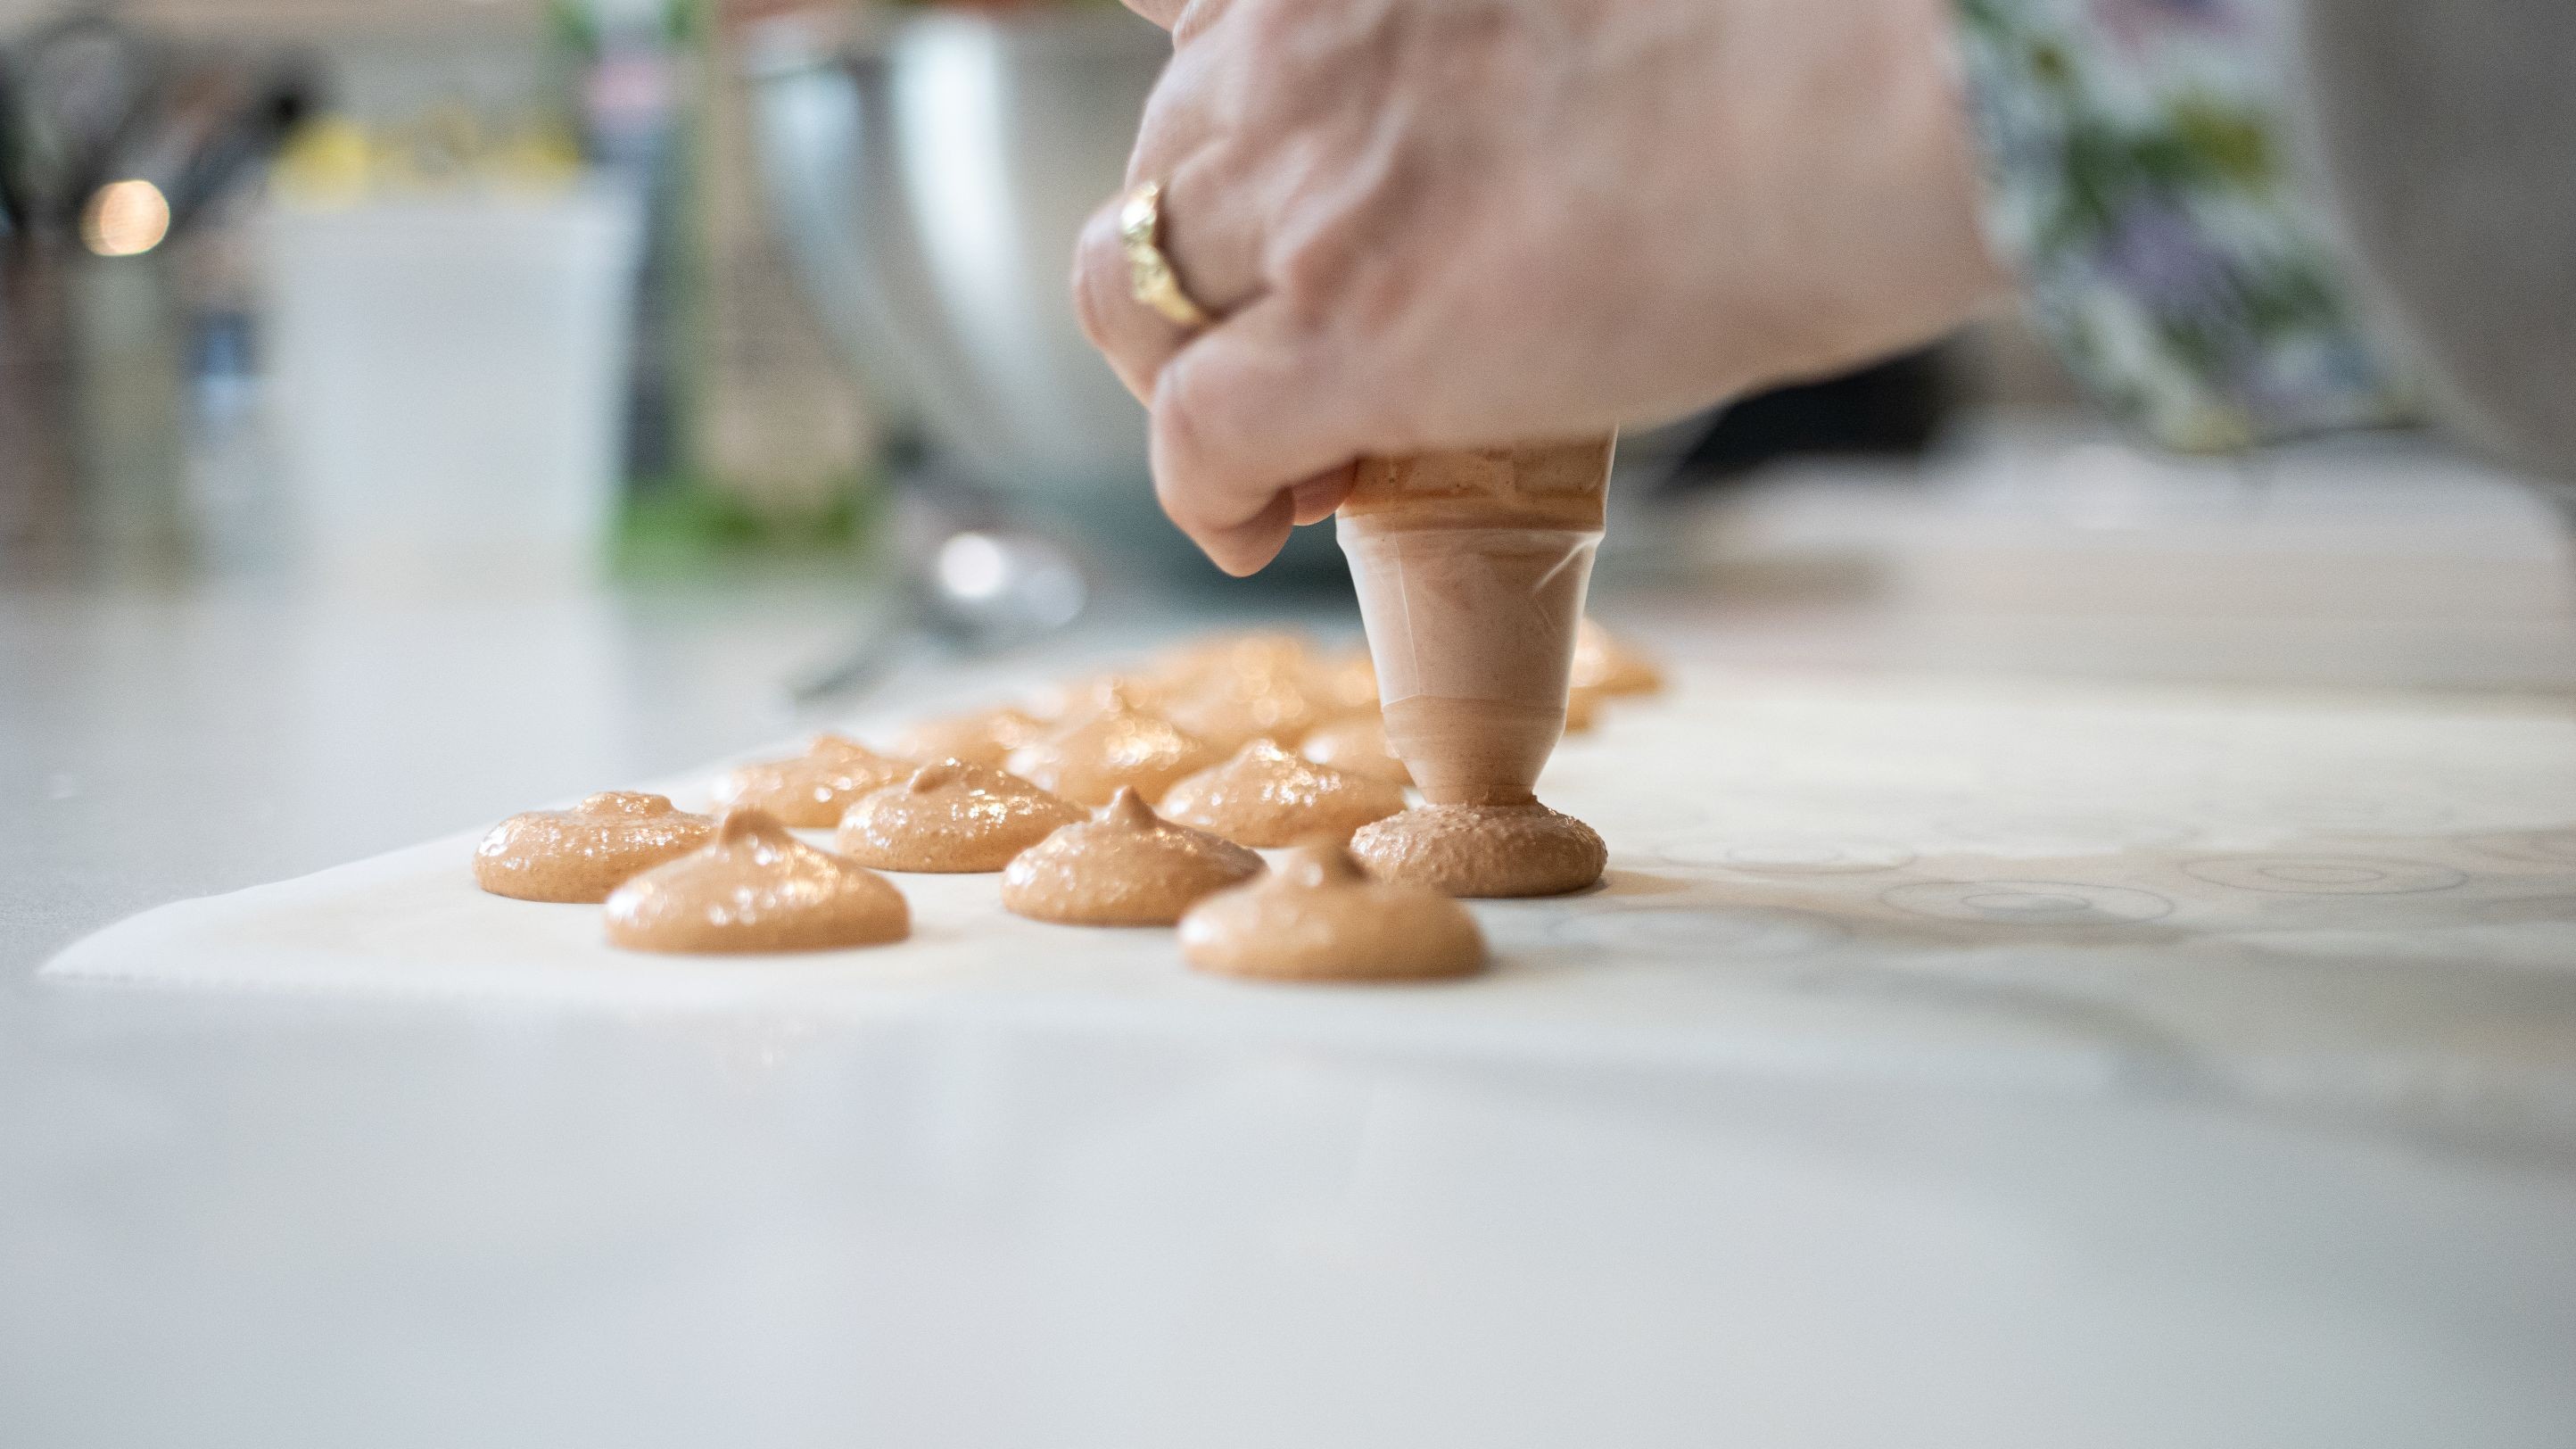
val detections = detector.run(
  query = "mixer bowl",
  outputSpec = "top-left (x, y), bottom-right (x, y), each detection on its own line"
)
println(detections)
top-left (747, 8), bottom-right (1167, 513)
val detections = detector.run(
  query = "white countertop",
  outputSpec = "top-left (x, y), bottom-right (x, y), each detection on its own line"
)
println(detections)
top-left (7, 436), bottom-right (2576, 1448)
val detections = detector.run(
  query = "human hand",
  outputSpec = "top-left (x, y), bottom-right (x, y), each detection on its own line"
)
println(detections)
top-left (1072, 0), bottom-right (2009, 575)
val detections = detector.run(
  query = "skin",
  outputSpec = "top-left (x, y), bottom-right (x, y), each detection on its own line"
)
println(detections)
top-left (1073, 0), bottom-right (2010, 575)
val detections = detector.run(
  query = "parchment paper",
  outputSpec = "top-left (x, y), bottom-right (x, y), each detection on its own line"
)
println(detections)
top-left (45, 668), bottom-right (2576, 1116)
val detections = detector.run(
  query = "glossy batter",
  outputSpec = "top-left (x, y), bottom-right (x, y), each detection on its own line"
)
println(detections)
top-left (1317, 648), bottom-right (1379, 716)
top-left (1004, 684), bottom-right (1221, 807)
top-left (1178, 840), bottom-right (1485, 982)
top-left (605, 808), bottom-right (909, 953)
top-left (1299, 712), bottom-right (1411, 786)
top-left (1000, 787), bottom-right (1263, 926)
top-left (835, 762), bottom-right (1086, 873)
top-left (714, 733), bottom-right (911, 828)
top-left (474, 792), bottom-right (715, 904)
top-left (1145, 633), bottom-right (1326, 750)
top-left (891, 706), bottom-right (1048, 771)
top-left (1350, 801), bottom-right (1606, 898)
top-left (1160, 667), bottom-right (1325, 752)
top-left (1160, 739), bottom-right (1407, 847)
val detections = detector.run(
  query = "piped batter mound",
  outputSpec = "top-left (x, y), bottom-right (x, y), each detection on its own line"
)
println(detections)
top-left (1571, 617), bottom-right (1664, 698)
top-left (1177, 840), bottom-right (1484, 983)
top-left (1160, 667), bottom-right (1325, 752)
top-left (835, 762), bottom-right (1085, 873)
top-left (714, 733), bottom-right (910, 827)
top-left (1563, 684), bottom-right (1603, 735)
top-left (1317, 649), bottom-right (1378, 716)
top-left (1024, 672), bottom-right (1163, 724)
top-left (1000, 787), bottom-right (1263, 926)
top-left (1144, 633), bottom-right (1329, 750)
top-left (605, 808), bottom-right (908, 953)
top-left (473, 792), bottom-right (715, 904)
top-left (1004, 685), bottom-right (1220, 807)
top-left (890, 706), bottom-right (1047, 771)
top-left (1299, 712), bottom-right (1411, 786)
top-left (1160, 739), bottom-right (1407, 847)
top-left (1350, 801), bottom-right (1606, 898)
top-left (1150, 632), bottom-right (1316, 694)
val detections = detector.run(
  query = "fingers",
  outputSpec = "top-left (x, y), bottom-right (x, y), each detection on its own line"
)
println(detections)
top-left (1071, 203), bottom-right (1194, 403)
top-left (1174, 465), bottom-right (1350, 580)
top-left (1120, 0), bottom-right (1233, 39)
top-left (1094, 0), bottom-right (1352, 575)
top-left (1072, 23), bottom-right (1261, 404)
top-left (1151, 301), bottom-right (1370, 575)
top-left (1290, 468), bottom-right (1356, 526)
top-left (1119, 0), bottom-right (1186, 29)
top-left (1194, 493), bottom-right (1299, 578)
top-left (1070, 150), bottom-right (1264, 404)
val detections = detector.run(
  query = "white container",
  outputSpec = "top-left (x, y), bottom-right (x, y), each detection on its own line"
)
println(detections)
top-left (258, 183), bottom-right (643, 593)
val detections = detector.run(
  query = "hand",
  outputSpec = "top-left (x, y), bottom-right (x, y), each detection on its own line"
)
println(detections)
top-left (1072, 0), bottom-right (2009, 575)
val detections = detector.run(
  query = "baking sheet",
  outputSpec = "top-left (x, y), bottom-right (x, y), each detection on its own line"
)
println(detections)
top-left (44, 668), bottom-right (2576, 1113)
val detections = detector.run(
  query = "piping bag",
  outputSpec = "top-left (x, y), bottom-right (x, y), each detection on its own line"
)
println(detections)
top-left (1335, 436), bottom-right (1614, 807)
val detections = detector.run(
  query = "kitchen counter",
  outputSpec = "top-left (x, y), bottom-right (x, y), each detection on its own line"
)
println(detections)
top-left (7, 438), bottom-right (2576, 1448)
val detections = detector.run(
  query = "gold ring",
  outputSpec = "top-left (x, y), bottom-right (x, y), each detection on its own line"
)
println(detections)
top-left (1119, 181), bottom-right (1214, 329)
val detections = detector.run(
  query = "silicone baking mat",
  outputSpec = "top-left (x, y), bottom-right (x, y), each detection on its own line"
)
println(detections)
top-left (44, 668), bottom-right (2576, 1112)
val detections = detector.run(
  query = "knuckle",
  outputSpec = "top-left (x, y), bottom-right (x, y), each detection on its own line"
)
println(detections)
top-left (1270, 228), bottom-right (1355, 314)
top-left (1168, 0), bottom-right (1218, 48)
top-left (1266, 153), bottom-right (1423, 321)
top-left (1152, 369), bottom-right (1213, 481)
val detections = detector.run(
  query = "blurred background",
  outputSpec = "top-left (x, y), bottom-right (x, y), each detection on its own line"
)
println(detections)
top-left (4, 0), bottom-right (2571, 868)
top-left (0, 0), bottom-right (2151, 609)
top-left (12, 0), bottom-right (2565, 635)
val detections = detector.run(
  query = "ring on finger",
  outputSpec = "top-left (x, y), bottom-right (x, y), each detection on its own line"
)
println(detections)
top-left (1119, 181), bottom-right (1216, 329)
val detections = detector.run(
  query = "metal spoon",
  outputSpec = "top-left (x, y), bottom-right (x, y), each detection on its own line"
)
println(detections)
top-left (787, 454), bottom-right (1086, 704)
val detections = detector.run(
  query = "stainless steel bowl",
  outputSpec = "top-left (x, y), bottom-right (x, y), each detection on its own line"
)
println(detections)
top-left (745, 10), bottom-right (1692, 579)
top-left (747, 8), bottom-right (1166, 505)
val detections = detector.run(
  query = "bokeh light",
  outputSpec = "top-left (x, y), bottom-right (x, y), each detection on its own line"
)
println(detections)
top-left (79, 179), bottom-right (172, 257)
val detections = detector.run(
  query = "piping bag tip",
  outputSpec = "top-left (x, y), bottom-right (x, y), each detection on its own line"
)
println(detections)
top-left (1335, 437), bottom-right (1614, 807)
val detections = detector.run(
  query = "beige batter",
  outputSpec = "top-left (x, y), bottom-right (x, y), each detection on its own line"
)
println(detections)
top-left (1374, 696), bottom-right (1569, 804)
top-left (1317, 649), bottom-right (1378, 716)
top-left (1571, 617), bottom-right (1665, 697)
top-left (1337, 440), bottom-right (1616, 898)
top-left (474, 791), bottom-right (715, 904)
top-left (1026, 671), bottom-right (1163, 723)
top-left (1563, 684), bottom-right (1603, 735)
top-left (1350, 800), bottom-right (1606, 898)
top-left (715, 733), bottom-right (911, 827)
top-left (1178, 840), bottom-right (1484, 982)
top-left (891, 706), bottom-right (1047, 770)
top-left (1000, 787), bottom-right (1263, 926)
top-left (1160, 738), bottom-right (1408, 847)
top-left (1150, 632), bottom-right (1315, 693)
top-left (1147, 633), bottom-right (1329, 750)
top-left (1338, 441), bottom-right (1608, 807)
top-left (1160, 668), bottom-right (1325, 752)
top-left (1005, 684), bottom-right (1221, 807)
top-left (835, 761), bottom-right (1085, 873)
top-left (605, 808), bottom-right (909, 953)
top-left (1299, 711), bottom-right (1411, 786)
